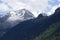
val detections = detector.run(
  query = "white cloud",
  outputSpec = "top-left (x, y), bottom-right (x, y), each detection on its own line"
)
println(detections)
top-left (1, 0), bottom-right (49, 17)
top-left (47, 4), bottom-right (60, 16)
top-left (2, 0), bottom-right (25, 10)
top-left (0, 3), bottom-right (9, 11)
top-left (19, 0), bottom-right (49, 11)
top-left (1, 0), bottom-right (60, 17)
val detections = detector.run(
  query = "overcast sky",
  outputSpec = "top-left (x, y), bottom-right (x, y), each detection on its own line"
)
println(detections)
top-left (0, 0), bottom-right (60, 17)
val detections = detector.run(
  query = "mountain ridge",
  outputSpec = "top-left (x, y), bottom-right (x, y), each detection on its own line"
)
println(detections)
top-left (0, 7), bottom-right (60, 40)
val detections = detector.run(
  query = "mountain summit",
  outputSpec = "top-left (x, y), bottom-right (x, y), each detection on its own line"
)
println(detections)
top-left (0, 8), bottom-right (34, 29)
top-left (7, 9), bottom-right (34, 28)
top-left (0, 9), bottom-right (34, 37)
top-left (9, 9), bottom-right (34, 21)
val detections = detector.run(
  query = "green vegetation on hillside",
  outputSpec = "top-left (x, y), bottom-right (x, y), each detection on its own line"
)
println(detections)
top-left (35, 22), bottom-right (60, 40)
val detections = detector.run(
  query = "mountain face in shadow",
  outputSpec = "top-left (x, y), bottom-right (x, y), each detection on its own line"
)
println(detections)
top-left (0, 7), bottom-right (60, 40)
top-left (37, 14), bottom-right (44, 18)
top-left (35, 22), bottom-right (60, 40)
top-left (0, 14), bottom-right (10, 29)
top-left (37, 13), bottom-right (48, 20)
top-left (0, 14), bottom-right (10, 23)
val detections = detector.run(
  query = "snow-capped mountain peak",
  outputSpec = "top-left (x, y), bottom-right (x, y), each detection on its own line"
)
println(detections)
top-left (0, 9), bottom-right (34, 30)
top-left (8, 9), bottom-right (34, 21)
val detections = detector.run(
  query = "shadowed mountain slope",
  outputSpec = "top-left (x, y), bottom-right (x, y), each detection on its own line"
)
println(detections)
top-left (0, 7), bottom-right (60, 40)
